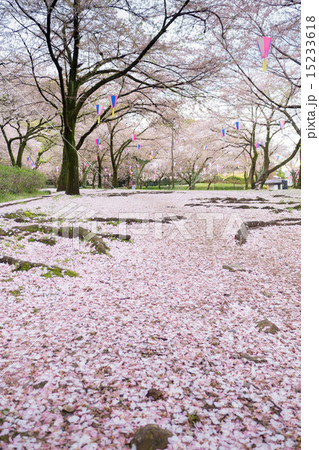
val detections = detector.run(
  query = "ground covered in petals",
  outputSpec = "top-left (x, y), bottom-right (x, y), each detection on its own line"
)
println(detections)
top-left (0, 189), bottom-right (301, 449)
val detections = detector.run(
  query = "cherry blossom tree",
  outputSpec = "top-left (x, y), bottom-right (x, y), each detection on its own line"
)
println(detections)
top-left (215, 0), bottom-right (301, 186)
top-left (2, 0), bottom-right (224, 194)
top-left (0, 83), bottom-right (56, 168)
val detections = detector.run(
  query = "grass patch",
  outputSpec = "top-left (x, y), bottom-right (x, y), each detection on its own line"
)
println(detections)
top-left (0, 191), bottom-right (50, 204)
top-left (2, 209), bottom-right (47, 221)
top-left (13, 262), bottom-right (32, 272)
top-left (41, 267), bottom-right (78, 278)
top-left (188, 411), bottom-right (201, 426)
top-left (106, 220), bottom-right (120, 226)
top-left (140, 183), bottom-right (248, 191)
top-left (9, 287), bottom-right (23, 297)
top-left (28, 237), bottom-right (56, 246)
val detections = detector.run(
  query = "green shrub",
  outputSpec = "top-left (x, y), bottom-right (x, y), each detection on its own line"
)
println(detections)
top-left (223, 175), bottom-right (245, 184)
top-left (0, 165), bottom-right (46, 195)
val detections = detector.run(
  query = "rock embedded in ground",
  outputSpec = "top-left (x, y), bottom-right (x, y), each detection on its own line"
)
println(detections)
top-left (256, 319), bottom-right (279, 334)
top-left (146, 388), bottom-right (164, 401)
top-left (130, 424), bottom-right (173, 450)
top-left (0, 255), bottom-right (78, 277)
top-left (33, 380), bottom-right (48, 389)
top-left (10, 224), bottom-right (110, 254)
top-left (30, 237), bottom-right (56, 246)
top-left (237, 353), bottom-right (267, 363)
top-left (222, 263), bottom-right (247, 272)
top-left (61, 404), bottom-right (75, 414)
top-left (235, 223), bottom-right (248, 245)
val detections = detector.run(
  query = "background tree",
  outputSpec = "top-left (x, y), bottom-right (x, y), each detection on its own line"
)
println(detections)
top-left (215, 0), bottom-right (301, 186)
top-left (0, 87), bottom-right (56, 168)
top-left (4, 0), bottom-right (224, 194)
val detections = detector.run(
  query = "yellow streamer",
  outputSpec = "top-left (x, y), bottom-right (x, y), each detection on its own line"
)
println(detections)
top-left (263, 59), bottom-right (267, 72)
top-left (98, 116), bottom-right (100, 124)
top-left (112, 109), bottom-right (115, 118)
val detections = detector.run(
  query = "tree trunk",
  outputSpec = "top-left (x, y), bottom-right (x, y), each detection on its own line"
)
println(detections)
top-left (297, 166), bottom-right (301, 188)
top-left (249, 154), bottom-right (258, 189)
top-left (64, 125), bottom-right (80, 195)
top-left (98, 157), bottom-right (102, 188)
top-left (244, 170), bottom-right (249, 190)
top-left (57, 146), bottom-right (68, 192)
top-left (112, 167), bottom-right (118, 188)
top-left (82, 165), bottom-right (88, 187)
top-left (207, 181), bottom-right (212, 190)
top-left (171, 130), bottom-right (175, 189)
top-left (255, 128), bottom-right (271, 189)
top-left (297, 149), bottom-right (301, 189)
top-left (16, 141), bottom-right (27, 168)
top-left (1, 129), bottom-right (16, 167)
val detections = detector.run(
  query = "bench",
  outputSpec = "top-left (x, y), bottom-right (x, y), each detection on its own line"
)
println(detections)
top-left (265, 179), bottom-right (283, 190)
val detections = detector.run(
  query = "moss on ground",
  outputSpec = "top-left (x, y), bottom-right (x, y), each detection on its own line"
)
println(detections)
top-left (41, 267), bottom-right (78, 278)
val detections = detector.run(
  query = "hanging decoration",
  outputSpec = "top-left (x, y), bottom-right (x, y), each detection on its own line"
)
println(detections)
top-left (203, 145), bottom-right (207, 150)
top-left (137, 144), bottom-right (141, 149)
top-left (96, 104), bottom-right (104, 124)
top-left (235, 121), bottom-right (240, 142)
top-left (132, 133), bottom-right (136, 141)
top-left (278, 120), bottom-right (285, 132)
top-left (257, 37), bottom-right (272, 72)
top-left (110, 95), bottom-right (118, 117)
top-left (221, 129), bottom-right (226, 142)
top-left (95, 138), bottom-right (100, 146)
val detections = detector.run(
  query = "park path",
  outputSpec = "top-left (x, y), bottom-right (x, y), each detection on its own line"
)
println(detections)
top-left (0, 189), bottom-right (300, 449)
